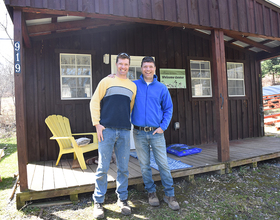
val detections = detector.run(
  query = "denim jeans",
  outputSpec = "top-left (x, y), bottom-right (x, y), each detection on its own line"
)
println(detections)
top-left (133, 129), bottom-right (174, 197)
top-left (93, 128), bottom-right (130, 203)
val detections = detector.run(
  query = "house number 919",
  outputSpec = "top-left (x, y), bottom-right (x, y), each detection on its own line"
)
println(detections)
top-left (14, 41), bottom-right (21, 73)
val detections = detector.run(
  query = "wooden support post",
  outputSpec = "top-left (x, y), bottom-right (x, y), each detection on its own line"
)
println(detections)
top-left (14, 9), bottom-right (28, 192)
top-left (70, 194), bottom-right (79, 203)
top-left (211, 29), bottom-right (230, 162)
top-left (226, 163), bottom-right (232, 174)
top-left (16, 194), bottom-right (26, 210)
top-left (251, 162), bottom-right (257, 168)
top-left (186, 175), bottom-right (195, 185)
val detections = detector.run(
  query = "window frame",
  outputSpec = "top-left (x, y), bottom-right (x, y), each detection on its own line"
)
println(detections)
top-left (226, 62), bottom-right (246, 97)
top-left (60, 53), bottom-right (92, 100)
top-left (189, 59), bottom-right (213, 98)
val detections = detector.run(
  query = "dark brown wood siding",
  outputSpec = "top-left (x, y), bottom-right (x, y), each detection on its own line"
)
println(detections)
top-left (6, 0), bottom-right (280, 39)
top-left (24, 24), bottom-right (262, 162)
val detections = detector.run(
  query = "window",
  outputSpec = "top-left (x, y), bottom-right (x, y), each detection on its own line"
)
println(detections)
top-left (111, 55), bottom-right (154, 81)
top-left (127, 66), bottom-right (142, 81)
top-left (190, 60), bottom-right (212, 97)
top-left (60, 53), bottom-right (92, 100)
top-left (227, 62), bottom-right (245, 97)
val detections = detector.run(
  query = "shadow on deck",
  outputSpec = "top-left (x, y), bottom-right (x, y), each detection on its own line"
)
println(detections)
top-left (16, 136), bottom-right (280, 209)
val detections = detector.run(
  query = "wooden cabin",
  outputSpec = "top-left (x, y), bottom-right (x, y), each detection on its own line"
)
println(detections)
top-left (5, 0), bottom-right (280, 196)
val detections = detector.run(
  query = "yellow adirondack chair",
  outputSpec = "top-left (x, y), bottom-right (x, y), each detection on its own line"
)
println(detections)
top-left (45, 115), bottom-right (98, 170)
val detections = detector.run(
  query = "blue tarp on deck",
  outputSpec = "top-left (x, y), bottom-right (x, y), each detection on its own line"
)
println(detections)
top-left (263, 85), bottom-right (280, 96)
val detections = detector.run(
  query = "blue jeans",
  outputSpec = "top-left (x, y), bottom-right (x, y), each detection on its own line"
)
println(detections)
top-left (133, 129), bottom-right (174, 197)
top-left (93, 128), bottom-right (130, 203)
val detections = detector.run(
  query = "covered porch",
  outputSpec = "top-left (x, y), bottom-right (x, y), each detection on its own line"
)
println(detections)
top-left (16, 136), bottom-right (280, 209)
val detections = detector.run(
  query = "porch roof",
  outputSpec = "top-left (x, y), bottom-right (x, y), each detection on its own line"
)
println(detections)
top-left (5, 0), bottom-right (280, 60)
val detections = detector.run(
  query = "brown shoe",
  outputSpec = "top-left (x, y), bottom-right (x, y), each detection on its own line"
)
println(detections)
top-left (163, 196), bottom-right (180, 210)
top-left (117, 199), bottom-right (131, 215)
top-left (148, 192), bottom-right (160, 206)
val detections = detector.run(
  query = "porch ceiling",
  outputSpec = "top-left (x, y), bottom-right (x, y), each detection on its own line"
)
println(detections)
top-left (19, 10), bottom-right (280, 61)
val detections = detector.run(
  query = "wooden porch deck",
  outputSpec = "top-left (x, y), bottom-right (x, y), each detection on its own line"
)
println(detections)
top-left (16, 137), bottom-right (280, 209)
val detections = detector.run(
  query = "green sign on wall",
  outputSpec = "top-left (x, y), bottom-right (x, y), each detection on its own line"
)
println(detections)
top-left (160, 69), bottom-right (186, 89)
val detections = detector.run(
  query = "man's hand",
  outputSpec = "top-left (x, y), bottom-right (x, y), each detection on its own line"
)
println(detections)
top-left (153, 127), bottom-right (164, 135)
top-left (95, 124), bottom-right (105, 142)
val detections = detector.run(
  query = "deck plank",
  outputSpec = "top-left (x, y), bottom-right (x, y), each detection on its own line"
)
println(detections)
top-left (60, 160), bottom-right (78, 187)
top-left (66, 159), bottom-right (92, 186)
top-left (29, 161), bottom-right (45, 191)
top-left (42, 161), bottom-right (55, 190)
top-left (53, 162), bottom-right (67, 189)
top-left (27, 163), bottom-right (36, 189)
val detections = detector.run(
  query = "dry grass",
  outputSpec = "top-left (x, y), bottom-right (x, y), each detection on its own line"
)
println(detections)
top-left (0, 97), bottom-right (16, 140)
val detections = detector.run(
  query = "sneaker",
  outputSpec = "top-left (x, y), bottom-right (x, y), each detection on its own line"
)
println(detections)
top-left (163, 196), bottom-right (180, 210)
top-left (93, 203), bottom-right (104, 219)
top-left (148, 192), bottom-right (160, 206)
top-left (117, 199), bottom-right (131, 215)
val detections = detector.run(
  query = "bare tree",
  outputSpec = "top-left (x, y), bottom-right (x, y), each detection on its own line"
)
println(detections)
top-left (0, 7), bottom-right (13, 47)
top-left (0, 63), bottom-right (14, 114)
top-left (0, 4), bottom-right (14, 114)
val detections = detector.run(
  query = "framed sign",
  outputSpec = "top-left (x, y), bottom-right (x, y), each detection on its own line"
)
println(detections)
top-left (160, 68), bottom-right (186, 89)
top-left (14, 41), bottom-right (21, 73)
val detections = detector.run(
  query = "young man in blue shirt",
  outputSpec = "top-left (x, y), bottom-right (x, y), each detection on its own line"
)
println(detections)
top-left (131, 56), bottom-right (180, 210)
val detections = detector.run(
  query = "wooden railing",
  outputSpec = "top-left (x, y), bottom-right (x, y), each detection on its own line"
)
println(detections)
top-left (263, 94), bottom-right (280, 130)
top-left (263, 94), bottom-right (280, 111)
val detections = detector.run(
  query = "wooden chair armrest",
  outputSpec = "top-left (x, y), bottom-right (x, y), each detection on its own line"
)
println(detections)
top-left (72, 132), bottom-right (96, 136)
top-left (50, 136), bottom-right (72, 140)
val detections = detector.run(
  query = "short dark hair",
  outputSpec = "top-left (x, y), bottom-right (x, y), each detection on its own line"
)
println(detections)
top-left (141, 56), bottom-right (155, 67)
top-left (116, 52), bottom-right (130, 64)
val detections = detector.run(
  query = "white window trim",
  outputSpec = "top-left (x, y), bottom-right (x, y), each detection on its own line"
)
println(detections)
top-left (190, 60), bottom-right (212, 98)
top-left (60, 53), bottom-right (92, 100)
top-left (227, 62), bottom-right (245, 97)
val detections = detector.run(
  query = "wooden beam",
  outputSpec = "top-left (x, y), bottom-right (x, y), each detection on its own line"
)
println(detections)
top-left (211, 29), bottom-right (230, 162)
top-left (227, 39), bottom-right (237, 44)
top-left (22, 14), bottom-right (31, 48)
top-left (256, 45), bottom-right (280, 61)
top-left (24, 13), bottom-right (59, 20)
top-left (224, 31), bottom-right (277, 53)
top-left (13, 9), bottom-right (28, 192)
top-left (27, 18), bottom-right (125, 36)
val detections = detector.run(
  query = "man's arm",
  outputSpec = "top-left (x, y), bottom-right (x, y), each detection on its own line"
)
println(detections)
top-left (90, 79), bottom-right (107, 142)
top-left (158, 87), bottom-right (173, 132)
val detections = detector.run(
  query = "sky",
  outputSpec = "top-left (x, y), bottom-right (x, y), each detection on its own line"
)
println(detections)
top-left (0, 0), bottom-right (13, 65)
top-left (0, 0), bottom-right (280, 65)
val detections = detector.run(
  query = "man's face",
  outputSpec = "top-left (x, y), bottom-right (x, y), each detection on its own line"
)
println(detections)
top-left (141, 62), bottom-right (156, 82)
top-left (116, 58), bottom-right (130, 78)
